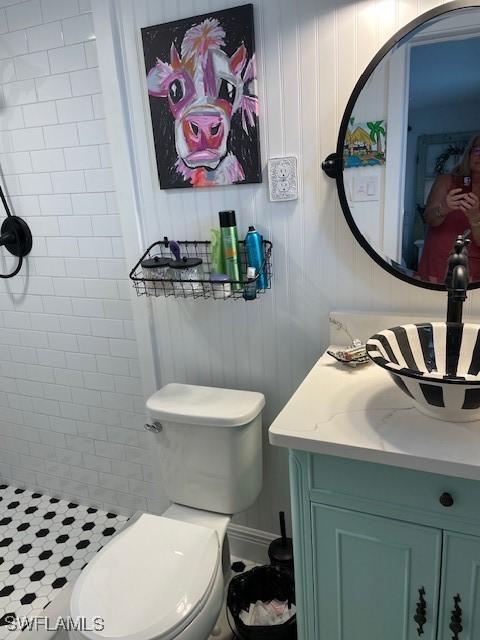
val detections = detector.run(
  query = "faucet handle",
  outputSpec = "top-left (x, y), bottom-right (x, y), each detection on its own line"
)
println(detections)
top-left (455, 230), bottom-right (471, 252)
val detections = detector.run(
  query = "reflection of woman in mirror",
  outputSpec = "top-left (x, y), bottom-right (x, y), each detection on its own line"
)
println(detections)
top-left (417, 135), bottom-right (480, 283)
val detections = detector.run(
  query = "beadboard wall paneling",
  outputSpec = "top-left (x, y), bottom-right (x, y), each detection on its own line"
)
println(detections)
top-left (96, 0), bottom-right (469, 534)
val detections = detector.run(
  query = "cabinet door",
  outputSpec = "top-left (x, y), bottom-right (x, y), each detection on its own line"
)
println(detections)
top-left (438, 532), bottom-right (480, 640)
top-left (312, 504), bottom-right (442, 640)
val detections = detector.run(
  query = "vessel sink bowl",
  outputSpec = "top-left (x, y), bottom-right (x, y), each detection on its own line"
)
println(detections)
top-left (366, 322), bottom-right (480, 422)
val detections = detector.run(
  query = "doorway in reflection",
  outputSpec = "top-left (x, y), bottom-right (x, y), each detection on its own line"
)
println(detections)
top-left (403, 36), bottom-right (480, 277)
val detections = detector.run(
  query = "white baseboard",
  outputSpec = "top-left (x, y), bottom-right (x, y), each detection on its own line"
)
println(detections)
top-left (227, 523), bottom-right (277, 565)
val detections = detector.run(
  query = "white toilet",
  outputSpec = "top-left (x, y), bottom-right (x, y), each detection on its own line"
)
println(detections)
top-left (69, 383), bottom-right (265, 640)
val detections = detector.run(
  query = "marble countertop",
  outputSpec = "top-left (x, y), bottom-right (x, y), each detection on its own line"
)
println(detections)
top-left (268, 348), bottom-right (480, 480)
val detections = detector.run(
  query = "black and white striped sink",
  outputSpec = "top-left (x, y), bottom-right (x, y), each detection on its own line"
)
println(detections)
top-left (366, 322), bottom-right (480, 422)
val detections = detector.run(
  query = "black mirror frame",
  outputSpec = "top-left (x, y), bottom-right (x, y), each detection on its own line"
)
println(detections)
top-left (323, 0), bottom-right (480, 291)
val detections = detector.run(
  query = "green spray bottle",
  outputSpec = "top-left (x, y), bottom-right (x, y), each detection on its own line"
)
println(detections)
top-left (219, 210), bottom-right (241, 290)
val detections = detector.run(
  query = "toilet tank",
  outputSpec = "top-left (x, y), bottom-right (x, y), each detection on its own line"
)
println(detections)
top-left (146, 384), bottom-right (265, 515)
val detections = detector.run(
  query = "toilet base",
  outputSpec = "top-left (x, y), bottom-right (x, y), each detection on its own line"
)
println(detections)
top-left (208, 597), bottom-right (233, 640)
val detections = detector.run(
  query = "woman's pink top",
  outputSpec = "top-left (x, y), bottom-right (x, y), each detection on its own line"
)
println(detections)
top-left (417, 179), bottom-right (480, 283)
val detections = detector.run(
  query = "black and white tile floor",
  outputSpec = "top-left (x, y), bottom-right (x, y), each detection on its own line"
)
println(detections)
top-left (0, 483), bottom-right (128, 639)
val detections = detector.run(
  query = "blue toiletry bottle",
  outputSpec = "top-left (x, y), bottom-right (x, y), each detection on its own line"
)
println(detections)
top-left (245, 226), bottom-right (267, 290)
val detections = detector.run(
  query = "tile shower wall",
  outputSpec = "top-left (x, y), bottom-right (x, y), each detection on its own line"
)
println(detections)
top-left (0, 0), bottom-right (162, 515)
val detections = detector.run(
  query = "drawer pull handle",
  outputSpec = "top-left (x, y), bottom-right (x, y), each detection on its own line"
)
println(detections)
top-left (414, 586), bottom-right (427, 635)
top-left (439, 492), bottom-right (454, 507)
top-left (449, 594), bottom-right (463, 639)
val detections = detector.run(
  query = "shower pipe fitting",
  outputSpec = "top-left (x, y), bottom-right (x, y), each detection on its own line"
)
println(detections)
top-left (0, 181), bottom-right (33, 278)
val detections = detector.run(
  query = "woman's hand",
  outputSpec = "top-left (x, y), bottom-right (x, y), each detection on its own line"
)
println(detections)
top-left (463, 193), bottom-right (480, 231)
top-left (424, 177), bottom-right (470, 227)
top-left (445, 188), bottom-right (469, 212)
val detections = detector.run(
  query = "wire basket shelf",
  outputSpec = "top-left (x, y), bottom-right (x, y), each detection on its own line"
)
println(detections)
top-left (130, 237), bottom-right (272, 300)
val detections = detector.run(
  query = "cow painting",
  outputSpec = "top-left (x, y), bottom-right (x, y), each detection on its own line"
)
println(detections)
top-left (142, 5), bottom-right (261, 189)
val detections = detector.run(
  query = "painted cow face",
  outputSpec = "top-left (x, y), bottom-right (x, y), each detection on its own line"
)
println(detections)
top-left (147, 19), bottom-right (257, 172)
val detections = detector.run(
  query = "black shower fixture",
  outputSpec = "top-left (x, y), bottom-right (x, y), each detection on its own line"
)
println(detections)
top-left (0, 182), bottom-right (32, 279)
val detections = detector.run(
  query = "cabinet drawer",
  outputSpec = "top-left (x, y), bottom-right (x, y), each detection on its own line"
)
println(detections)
top-left (309, 454), bottom-right (480, 528)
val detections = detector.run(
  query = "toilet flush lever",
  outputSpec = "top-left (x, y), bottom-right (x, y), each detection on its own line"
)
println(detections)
top-left (144, 421), bottom-right (163, 433)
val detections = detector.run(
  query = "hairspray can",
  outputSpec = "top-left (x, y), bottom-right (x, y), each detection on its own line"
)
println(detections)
top-left (219, 210), bottom-right (241, 290)
top-left (245, 226), bottom-right (267, 289)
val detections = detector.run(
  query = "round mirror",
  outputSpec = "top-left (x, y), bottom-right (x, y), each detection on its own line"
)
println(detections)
top-left (326, 0), bottom-right (480, 290)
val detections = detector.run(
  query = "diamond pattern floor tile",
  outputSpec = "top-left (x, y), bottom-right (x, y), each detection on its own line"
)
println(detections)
top-left (0, 484), bottom-right (128, 640)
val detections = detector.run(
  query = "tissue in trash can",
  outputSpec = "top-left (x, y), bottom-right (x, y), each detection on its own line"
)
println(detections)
top-left (239, 600), bottom-right (296, 626)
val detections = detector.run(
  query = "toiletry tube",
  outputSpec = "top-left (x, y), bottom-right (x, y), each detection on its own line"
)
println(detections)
top-left (245, 226), bottom-right (267, 289)
top-left (219, 210), bottom-right (241, 290)
top-left (211, 229), bottom-right (225, 274)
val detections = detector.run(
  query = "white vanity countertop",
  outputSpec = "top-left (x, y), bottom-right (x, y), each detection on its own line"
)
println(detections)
top-left (268, 348), bottom-right (480, 481)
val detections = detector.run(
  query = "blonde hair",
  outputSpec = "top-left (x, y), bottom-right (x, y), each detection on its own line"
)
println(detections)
top-left (452, 134), bottom-right (480, 176)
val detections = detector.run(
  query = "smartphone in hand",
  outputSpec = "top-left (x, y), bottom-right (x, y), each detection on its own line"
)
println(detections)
top-left (453, 175), bottom-right (472, 194)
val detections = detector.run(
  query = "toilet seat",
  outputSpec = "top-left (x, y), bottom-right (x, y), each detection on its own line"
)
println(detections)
top-left (70, 513), bottom-right (220, 640)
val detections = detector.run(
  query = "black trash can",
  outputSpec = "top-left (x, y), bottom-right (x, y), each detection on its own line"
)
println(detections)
top-left (227, 565), bottom-right (296, 640)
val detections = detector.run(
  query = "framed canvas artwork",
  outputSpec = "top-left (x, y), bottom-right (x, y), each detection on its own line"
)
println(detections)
top-left (141, 4), bottom-right (262, 189)
top-left (344, 119), bottom-right (387, 168)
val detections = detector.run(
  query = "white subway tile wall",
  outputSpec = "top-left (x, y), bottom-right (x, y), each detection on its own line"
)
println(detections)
top-left (0, 0), bottom-right (158, 516)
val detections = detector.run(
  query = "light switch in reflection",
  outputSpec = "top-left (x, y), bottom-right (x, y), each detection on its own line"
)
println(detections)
top-left (351, 175), bottom-right (379, 201)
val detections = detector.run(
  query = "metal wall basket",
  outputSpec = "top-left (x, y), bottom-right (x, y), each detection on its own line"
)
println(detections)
top-left (129, 237), bottom-right (272, 300)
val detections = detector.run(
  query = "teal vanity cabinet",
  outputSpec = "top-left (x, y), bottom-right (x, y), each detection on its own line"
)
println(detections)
top-left (290, 451), bottom-right (480, 640)
top-left (438, 533), bottom-right (480, 640)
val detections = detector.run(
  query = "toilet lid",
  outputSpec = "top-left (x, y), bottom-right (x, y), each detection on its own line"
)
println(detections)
top-left (70, 514), bottom-right (219, 640)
